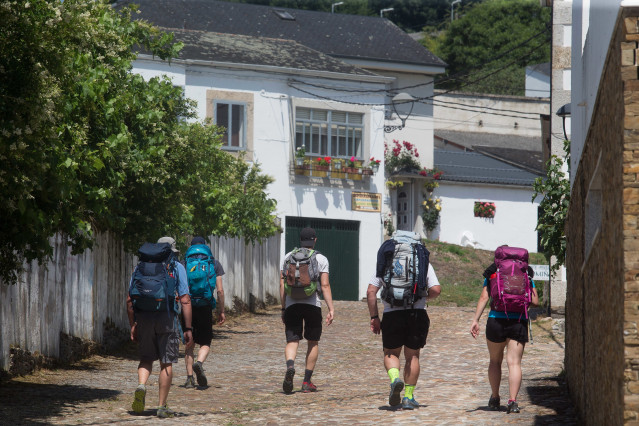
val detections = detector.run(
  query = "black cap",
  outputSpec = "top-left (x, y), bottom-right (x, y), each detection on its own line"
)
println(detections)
top-left (191, 236), bottom-right (207, 245)
top-left (300, 227), bottom-right (316, 247)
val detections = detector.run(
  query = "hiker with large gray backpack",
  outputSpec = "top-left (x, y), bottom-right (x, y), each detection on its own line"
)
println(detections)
top-left (126, 237), bottom-right (193, 418)
top-left (181, 236), bottom-right (226, 389)
top-left (367, 230), bottom-right (441, 409)
top-left (469, 245), bottom-right (539, 415)
top-left (280, 227), bottom-right (335, 394)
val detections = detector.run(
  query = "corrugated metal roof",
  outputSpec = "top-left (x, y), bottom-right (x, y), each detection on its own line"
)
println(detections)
top-left (435, 129), bottom-right (541, 152)
top-left (434, 149), bottom-right (542, 186)
top-left (116, 0), bottom-right (446, 69)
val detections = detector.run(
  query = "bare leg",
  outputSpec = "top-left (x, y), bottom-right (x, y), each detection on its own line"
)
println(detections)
top-left (137, 360), bottom-right (153, 384)
top-left (185, 340), bottom-right (195, 376)
top-left (383, 347), bottom-right (402, 371)
top-left (486, 340), bottom-right (507, 398)
top-left (197, 345), bottom-right (211, 363)
top-left (285, 340), bottom-right (299, 362)
top-left (403, 347), bottom-right (421, 385)
top-left (506, 339), bottom-right (525, 401)
top-left (158, 362), bottom-right (173, 407)
top-left (305, 340), bottom-right (319, 371)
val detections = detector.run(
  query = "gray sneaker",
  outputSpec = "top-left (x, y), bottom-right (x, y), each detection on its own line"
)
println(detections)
top-left (131, 384), bottom-right (146, 413)
top-left (193, 361), bottom-right (208, 387)
top-left (157, 404), bottom-right (175, 418)
top-left (388, 378), bottom-right (404, 407)
top-left (184, 376), bottom-right (196, 389)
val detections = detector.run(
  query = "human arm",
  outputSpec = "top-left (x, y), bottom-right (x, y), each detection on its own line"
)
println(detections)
top-left (180, 294), bottom-right (193, 345)
top-left (470, 285), bottom-right (490, 339)
top-left (320, 272), bottom-right (334, 325)
top-left (426, 285), bottom-right (441, 301)
top-left (366, 284), bottom-right (381, 334)
top-left (530, 283), bottom-right (539, 307)
top-left (279, 272), bottom-right (286, 323)
top-left (126, 294), bottom-right (137, 342)
top-left (216, 275), bottom-right (226, 325)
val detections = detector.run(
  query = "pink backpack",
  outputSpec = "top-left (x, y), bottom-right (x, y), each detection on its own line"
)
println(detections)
top-left (489, 246), bottom-right (532, 319)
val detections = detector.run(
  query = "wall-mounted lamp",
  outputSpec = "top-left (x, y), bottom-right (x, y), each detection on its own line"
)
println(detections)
top-left (384, 92), bottom-right (416, 133)
top-left (331, 2), bottom-right (343, 13)
top-left (556, 103), bottom-right (571, 141)
top-left (380, 7), bottom-right (394, 17)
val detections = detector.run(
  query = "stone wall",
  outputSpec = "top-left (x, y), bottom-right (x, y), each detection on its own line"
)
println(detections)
top-left (565, 13), bottom-right (625, 425)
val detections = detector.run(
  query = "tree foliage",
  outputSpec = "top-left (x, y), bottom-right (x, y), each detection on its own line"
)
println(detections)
top-left (0, 0), bottom-right (277, 284)
top-left (432, 0), bottom-right (551, 96)
top-left (532, 141), bottom-right (570, 273)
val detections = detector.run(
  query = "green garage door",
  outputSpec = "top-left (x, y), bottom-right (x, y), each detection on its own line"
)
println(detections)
top-left (285, 217), bottom-right (359, 301)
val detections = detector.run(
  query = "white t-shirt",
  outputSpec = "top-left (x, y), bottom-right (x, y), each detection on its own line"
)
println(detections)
top-left (282, 249), bottom-right (329, 308)
top-left (368, 263), bottom-right (440, 313)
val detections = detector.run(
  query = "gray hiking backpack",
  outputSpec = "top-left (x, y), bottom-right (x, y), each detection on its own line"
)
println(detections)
top-left (380, 230), bottom-right (430, 308)
top-left (283, 248), bottom-right (321, 299)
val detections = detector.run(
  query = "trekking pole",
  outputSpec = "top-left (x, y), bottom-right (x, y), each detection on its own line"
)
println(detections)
top-left (528, 317), bottom-right (533, 344)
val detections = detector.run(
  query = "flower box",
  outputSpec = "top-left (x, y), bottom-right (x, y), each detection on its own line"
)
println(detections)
top-left (474, 201), bottom-right (496, 218)
top-left (362, 168), bottom-right (373, 176)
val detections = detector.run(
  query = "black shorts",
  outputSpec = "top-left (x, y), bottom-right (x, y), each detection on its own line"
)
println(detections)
top-left (485, 317), bottom-right (529, 344)
top-left (381, 309), bottom-right (430, 350)
top-left (284, 304), bottom-right (322, 342)
top-left (182, 305), bottom-right (213, 346)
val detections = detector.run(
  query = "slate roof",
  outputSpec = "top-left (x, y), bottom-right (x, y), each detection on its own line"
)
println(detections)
top-left (434, 149), bottom-right (542, 187)
top-left (162, 29), bottom-right (377, 75)
top-left (116, 0), bottom-right (446, 68)
top-left (434, 129), bottom-right (544, 174)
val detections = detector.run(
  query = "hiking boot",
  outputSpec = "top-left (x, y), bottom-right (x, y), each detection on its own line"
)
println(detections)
top-left (402, 397), bottom-right (419, 409)
top-left (131, 384), bottom-right (146, 413)
top-left (184, 376), bottom-right (196, 389)
top-left (488, 396), bottom-right (500, 411)
top-left (283, 367), bottom-right (295, 394)
top-left (301, 381), bottom-right (317, 393)
top-left (388, 378), bottom-right (404, 407)
top-left (192, 361), bottom-right (208, 387)
top-left (507, 400), bottom-right (520, 414)
top-left (156, 404), bottom-right (175, 418)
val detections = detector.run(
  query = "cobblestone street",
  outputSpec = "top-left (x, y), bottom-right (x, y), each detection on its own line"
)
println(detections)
top-left (1, 301), bottom-right (575, 425)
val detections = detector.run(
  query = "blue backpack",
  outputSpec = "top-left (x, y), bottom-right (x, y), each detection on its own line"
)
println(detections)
top-left (130, 242), bottom-right (178, 313)
top-left (185, 244), bottom-right (217, 308)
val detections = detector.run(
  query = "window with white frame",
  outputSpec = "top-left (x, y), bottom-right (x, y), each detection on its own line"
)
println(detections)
top-left (215, 101), bottom-right (246, 149)
top-left (295, 107), bottom-right (363, 158)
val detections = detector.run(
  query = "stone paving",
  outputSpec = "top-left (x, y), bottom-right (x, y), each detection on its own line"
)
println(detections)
top-left (1, 301), bottom-right (576, 425)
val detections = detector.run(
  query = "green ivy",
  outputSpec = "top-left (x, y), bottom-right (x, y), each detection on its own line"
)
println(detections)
top-left (532, 140), bottom-right (570, 273)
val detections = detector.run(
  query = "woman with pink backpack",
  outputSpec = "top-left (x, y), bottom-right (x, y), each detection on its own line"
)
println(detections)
top-left (469, 246), bottom-right (539, 414)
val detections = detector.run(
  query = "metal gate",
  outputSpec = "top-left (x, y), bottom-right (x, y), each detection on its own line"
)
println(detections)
top-left (285, 217), bottom-right (359, 301)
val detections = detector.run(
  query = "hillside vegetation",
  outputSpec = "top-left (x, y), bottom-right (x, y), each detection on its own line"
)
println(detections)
top-left (426, 240), bottom-right (547, 307)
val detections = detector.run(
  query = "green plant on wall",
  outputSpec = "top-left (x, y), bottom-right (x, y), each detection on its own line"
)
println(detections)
top-left (532, 140), bottom-right (570, 274)
top-left (422, 195), bottom-right (442, 232)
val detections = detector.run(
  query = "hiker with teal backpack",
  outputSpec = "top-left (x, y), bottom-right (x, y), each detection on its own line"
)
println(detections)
top-left (126, 236), bottom-right (192, 418)
top-left (367, 230), bottom-right (441, 409)
top-left (182, 236), bottom-right (226, 389)
top-left (280, 227), bottom-right (335, 394)
top-left (469, 245), bottom-right (539, 414)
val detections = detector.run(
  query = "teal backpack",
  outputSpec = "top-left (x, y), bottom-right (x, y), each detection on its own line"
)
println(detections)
top-left (185, 244), bottom-right (217, 308)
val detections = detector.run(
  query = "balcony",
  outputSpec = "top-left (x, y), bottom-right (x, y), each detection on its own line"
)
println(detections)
top-left (291, 157), bottom-right (377, 181)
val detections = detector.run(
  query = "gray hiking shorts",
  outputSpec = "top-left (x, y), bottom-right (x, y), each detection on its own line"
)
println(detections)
top-left (135, 311), bottom-right (180, 364)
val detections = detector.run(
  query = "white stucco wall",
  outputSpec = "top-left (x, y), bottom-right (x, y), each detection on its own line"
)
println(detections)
top-left (433, 92), bottom-right (549, 137)
top-left (571, 0), bottom-right (627, 187)
top-left (132, 59), bottom-right (389, 299)
top-left (525, 69), bottom-right (550, 98)
top-left (433, 182), bottom-right (541, 253)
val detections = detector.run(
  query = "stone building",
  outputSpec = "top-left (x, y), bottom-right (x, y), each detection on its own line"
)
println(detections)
top-left (566, 2), bottom-right (639, 423)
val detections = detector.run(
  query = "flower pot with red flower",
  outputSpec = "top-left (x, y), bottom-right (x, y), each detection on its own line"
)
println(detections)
top-left (369, 157), bottom-right (381, 173)
top-left (313, 156), bottom-right (331, 177)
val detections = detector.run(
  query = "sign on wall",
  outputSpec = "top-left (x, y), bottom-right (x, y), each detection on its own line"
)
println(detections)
top-left (351, 192), bottom-right (381, 212)
top-left (529, 264), bottom-right (550, 281)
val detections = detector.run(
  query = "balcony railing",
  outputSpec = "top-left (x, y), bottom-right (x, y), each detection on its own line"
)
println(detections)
top-left (292, 157), bottom-right (378, 180)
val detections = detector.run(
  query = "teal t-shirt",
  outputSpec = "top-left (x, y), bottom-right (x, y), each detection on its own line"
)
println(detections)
top-left (483, 277), bottom-right (535, 319)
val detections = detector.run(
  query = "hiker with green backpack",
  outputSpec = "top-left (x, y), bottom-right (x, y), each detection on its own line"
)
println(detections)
top-left (367, 230), bottom-right (441, 409)
top-left (280, 227), bottom-right (335, 394)
top-left (182, 236), bottom-right (226, 389)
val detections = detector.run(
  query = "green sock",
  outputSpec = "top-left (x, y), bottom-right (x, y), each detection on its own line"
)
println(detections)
top-left (405, 385), bottom-right (415, 399)
top-left (387, 368), bottom-right (400, 383)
